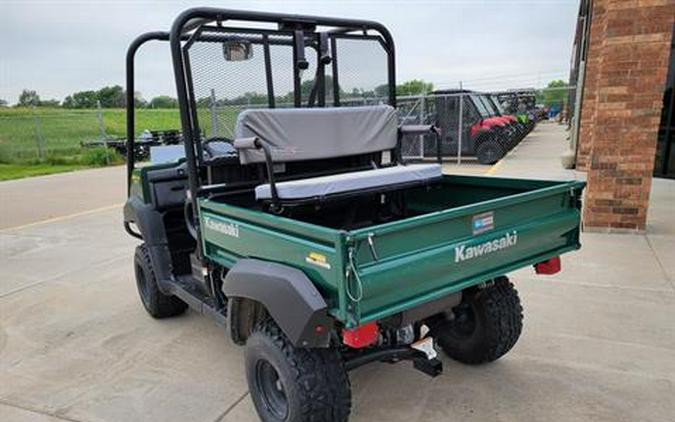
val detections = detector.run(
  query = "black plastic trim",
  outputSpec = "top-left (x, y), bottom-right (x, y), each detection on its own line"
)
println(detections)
top-left (123, 196), bottom-right (174, 295)
top-left (223, 258), bottom-right (332, 347)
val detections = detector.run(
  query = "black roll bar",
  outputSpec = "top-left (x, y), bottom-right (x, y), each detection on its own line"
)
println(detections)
top-left (126, 31), bottom-right (171, 196)
top-left (168, 7), bottom-right (397, 259)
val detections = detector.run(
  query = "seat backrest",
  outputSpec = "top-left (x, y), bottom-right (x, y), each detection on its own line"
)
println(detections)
top-left (234, 105), bottom-right (398, 164)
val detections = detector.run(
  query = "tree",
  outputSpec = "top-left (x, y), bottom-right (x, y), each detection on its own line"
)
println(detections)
top-left (0, 99), bottom-right (7, 107)
top-left (298, 76), bottom-right (339, 100)
top-left (18, 89), bottom-right (40, 107)
top-left (63, 90), bottom-right (98, 108)
top-left (396, 79), bottom-right (433, 96)
top-left (149, 95), bottom-right (178, 108)
top-left (232, 92), bottom-right (268, 105)
top-left (370, 80), bottom-right (434, 98)
top-left (63, 85), bottom-right (129, 108)
top-left (374, 84), bottom-right (390, 98)
top-left (97, 85), bottom-right (125, 107)
top-left (537, 80), bottom-right (568, 107)
top-left (62, 95), bottom-right (76, 108)
top-left (39, 99), bottom-right (60, 107)
top-left (134, 92), bottom-right (148, 108)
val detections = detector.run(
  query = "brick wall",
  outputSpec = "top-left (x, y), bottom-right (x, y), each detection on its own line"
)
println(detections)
top-left (580, 0), bottom-right (674, 231)
top-left (576, 0), bottom-right (607, 171)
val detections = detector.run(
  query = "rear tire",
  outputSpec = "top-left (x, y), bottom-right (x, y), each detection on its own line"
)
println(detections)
top-left (134, 243), bottom-right (187, 318)
top-left (475, 140), bottom-right (505, 164)
top-left (245, 319), bottom-right (351, 422)
top-left (435, 277), bottom-right (523, 364)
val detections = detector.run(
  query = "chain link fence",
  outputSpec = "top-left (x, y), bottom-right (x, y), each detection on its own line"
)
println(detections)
top-left (395, 87), bottom-right (576, 164)
top-left (0, 106), bottom-right (181, 164)
top-left (0, 107), bottom-right (111, 164)
top-left (0, 87), bottom-right (574, 166)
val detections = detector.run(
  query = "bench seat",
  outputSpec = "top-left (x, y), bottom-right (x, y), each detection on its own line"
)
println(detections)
top-left (255, 164), bottom-right (442, 200)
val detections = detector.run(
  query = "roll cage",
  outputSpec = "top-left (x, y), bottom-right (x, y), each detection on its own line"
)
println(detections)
top-left (125, 7), bottom-right (397, 249)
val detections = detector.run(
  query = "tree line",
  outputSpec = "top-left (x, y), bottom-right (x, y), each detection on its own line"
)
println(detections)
top-left (2, 79), bottom-right (436, 109)
top-left (0, 80), bottom-right (569, 109)
top-left (3, 86), bottom-right (175, 109)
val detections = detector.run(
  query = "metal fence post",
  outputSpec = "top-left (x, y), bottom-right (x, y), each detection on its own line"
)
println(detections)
top-left (32, 106), bottom-right (45, 161)
top-left (457, 86), bottom-right (464, 165)
top-left (210, 88), bottom-right (219, 137)
top-left (419, 92), bottom-right (426, 158)
top-left (96, 100), bottom-right (110, 165)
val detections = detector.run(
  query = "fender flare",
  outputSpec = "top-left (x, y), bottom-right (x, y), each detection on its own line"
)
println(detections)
top-left (123, 196), bottom-right (175, 294)
top-left (124, 197), bottom-right (167, 243)
top-left (223, 259), bottom-right (332, 348)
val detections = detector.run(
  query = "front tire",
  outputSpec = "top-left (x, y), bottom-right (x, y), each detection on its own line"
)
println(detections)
top-left (435, 276), bottom-right (523, 364)
top-left (475, 139), bottom-right (505, 164)
top-left (134, 244), bottom-right (187, 318)
top-left (245, 320), bottom-right (351, 422)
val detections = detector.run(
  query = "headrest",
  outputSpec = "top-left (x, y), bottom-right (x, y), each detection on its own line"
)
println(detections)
top-left (234, 105), bottom-right (398, 164)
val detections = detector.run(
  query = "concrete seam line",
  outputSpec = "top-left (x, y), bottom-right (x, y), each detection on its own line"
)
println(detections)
top-left (513, 354), bottom-right (674, 382)
top-left (515, 276), bottom-right (675, 293)
top-left (0, 254), bottom-right (128, 300)
top-left (531, 332), bottom-right (675, 353)
top-left (0, 398), bottom-right (91, 422)
top-left (645, 234), bottom-right (675, 292)
top-left (0, 203), bottom-right (123, 233)
top-left (214, 391), bottom-right (250, 422)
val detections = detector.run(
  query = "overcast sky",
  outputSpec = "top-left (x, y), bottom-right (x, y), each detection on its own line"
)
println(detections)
top-left (0, 0), bottom-right (580, 104)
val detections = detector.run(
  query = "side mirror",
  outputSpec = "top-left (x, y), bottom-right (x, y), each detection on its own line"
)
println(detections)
top-left (223, 40), bottom-right (253, 61)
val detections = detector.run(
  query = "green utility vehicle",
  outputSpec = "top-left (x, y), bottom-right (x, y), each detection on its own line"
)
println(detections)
top-left (124, 8), bottom-right (585, 422)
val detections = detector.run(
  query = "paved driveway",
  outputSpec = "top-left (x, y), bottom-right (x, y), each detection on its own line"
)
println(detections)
top-left (1, 124), bottom-right (674, 421)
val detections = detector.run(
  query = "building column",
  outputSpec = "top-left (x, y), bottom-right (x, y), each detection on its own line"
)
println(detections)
top-left (582, 0), bottom-right (674, 231)
top-left (576, 0), bottom-right (607, 171)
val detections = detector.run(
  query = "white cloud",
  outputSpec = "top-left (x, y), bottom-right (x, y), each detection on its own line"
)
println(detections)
top-left (0, 0), bottom-right (578, 103)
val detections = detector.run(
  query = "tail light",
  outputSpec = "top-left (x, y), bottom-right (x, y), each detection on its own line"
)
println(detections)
top-left (342, 321), bottom-right (378, 348)
top-left (535, 256), bottom-right (561, 275)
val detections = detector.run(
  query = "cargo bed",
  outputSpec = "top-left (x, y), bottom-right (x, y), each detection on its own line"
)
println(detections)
top-left (198, 174), bottom-right (585, 327)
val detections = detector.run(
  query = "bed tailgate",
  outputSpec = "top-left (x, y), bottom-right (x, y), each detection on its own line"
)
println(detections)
top-left (347, 180), bottom-right (585, 324)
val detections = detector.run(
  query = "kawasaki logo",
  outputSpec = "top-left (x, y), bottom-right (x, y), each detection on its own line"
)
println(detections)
top-left (455, 231), bottom-right (518, 263)
top-left (204, 216), bottom-right (239, 238)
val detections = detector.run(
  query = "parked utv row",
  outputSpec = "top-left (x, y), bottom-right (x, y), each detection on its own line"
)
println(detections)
top-left (411, 90), bottom-right (539, 164)
top-left (493, 89), bottom-right (541, 128)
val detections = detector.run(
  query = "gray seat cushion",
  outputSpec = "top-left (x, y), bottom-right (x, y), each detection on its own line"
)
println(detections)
top-left (255, 164), bottom-right (442, 200)
top-left (204, 141), bottom-right (236, 158)
top-left (235, 105), bottom-right (398, 164)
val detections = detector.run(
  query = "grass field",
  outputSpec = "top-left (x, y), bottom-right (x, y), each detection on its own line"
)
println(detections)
top-left (0, 163), bottom-right (87, 181)
top-left (0, 107), bottom-right (182, 180)
top-left (0, 107), bottom-right (181, 163)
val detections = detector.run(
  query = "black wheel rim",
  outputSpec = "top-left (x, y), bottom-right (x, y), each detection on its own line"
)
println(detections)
top-left (483, 144), bottom-right (501, 163)
top-left (452, 303), bottom-right (477, 339)
top-left (255, 359), bottom-right (288, 419)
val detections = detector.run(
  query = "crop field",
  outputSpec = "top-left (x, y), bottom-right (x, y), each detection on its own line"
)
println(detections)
top-left (0, 107), bottom-right (181, 164)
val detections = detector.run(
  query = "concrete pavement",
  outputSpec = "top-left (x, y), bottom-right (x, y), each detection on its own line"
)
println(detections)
top-left (0, 166), bottom-right (125, 230)
top-left (1, 123), bottom-right (674, 422)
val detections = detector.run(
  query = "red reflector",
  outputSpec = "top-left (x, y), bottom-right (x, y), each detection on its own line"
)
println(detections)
top-left (342, 322), bottom-right (378, 349)
top-left (535, 256), bottom-right (561, 275)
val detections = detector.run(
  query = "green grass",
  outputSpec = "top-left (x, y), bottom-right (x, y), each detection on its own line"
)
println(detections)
top-left (0, 147), bottom-right (126, 181)
top-left (0, 163), bottom-right (85, 181)
top-left (0, 107), bottom-right (242, 180)
top-left (0, 107), bottom-right (181, 163)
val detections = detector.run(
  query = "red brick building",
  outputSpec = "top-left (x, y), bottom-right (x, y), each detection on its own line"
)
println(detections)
top-left (572, 0), bottom-right (674, 231)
